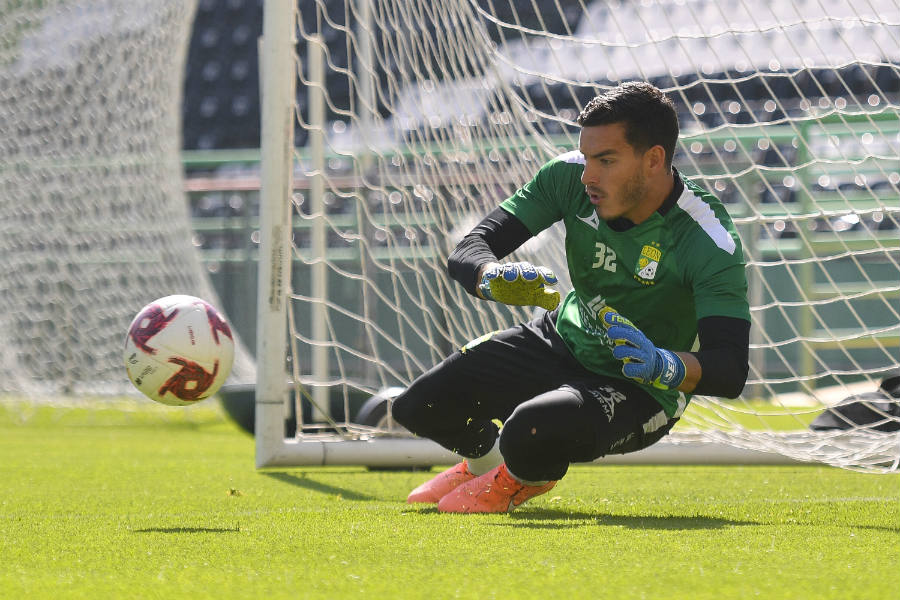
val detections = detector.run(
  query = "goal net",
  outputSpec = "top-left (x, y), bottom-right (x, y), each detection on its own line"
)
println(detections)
top-left (257, 0), bottom-right (900, 471)
top-left (0, 1), bottom-right (255, 403)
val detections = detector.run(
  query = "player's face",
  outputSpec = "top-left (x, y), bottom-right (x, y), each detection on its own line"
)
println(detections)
top-left (579, 123), bottom-right (651, 223)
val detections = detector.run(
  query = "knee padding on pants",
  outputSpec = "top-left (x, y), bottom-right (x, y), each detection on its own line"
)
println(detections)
top-left (498, 388), bottom-right (583, 481)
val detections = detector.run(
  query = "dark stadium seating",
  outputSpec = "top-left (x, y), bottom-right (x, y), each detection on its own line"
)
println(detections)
top-left (183, 0), bottom-right (900, 153)
top-left (183, 0), bottom-right (263, 150)
top-left (480, 0), bottom-right (584, 42)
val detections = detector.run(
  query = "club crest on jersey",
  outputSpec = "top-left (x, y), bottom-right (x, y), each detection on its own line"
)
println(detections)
top-left (634, 242), bottom-right (662, 285)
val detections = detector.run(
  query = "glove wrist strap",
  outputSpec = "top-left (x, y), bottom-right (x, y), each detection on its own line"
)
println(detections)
top-left (477, 274), bottom-right (496, 302)
top-left (653, 349), bottom-right (686, 390)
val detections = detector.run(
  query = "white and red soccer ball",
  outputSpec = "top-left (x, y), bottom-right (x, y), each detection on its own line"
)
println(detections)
top-left (124, 295), bottom-right (235, 406)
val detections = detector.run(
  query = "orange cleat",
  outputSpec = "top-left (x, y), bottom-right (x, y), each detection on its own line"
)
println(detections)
top-left (406, 461), bottom-right (476, 504)
top-left (436, 463), bottom-right (556, 513)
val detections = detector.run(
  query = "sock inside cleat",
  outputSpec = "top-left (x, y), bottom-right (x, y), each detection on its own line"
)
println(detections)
top-left (465, 439), bottom-right (503, 476)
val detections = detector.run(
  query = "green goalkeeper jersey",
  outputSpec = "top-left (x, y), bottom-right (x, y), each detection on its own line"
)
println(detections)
top-left (500, 150), bottom-right (750, 417)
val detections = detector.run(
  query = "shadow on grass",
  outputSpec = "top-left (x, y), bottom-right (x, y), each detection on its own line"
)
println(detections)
top-left (263, 471), bottom-right (379, 501)
top-left (378, 504), bottom-right (899, 533)
top-left (774, 519), bottom-right (900, 534)
top-left (134, 526), bottom-right (240, 533)
top-left (400, 506), bottom-right (756, 530)
top-left (497, 508), bottom-right (759, 530)
top-left (842, 523), bottom-right (900, 533)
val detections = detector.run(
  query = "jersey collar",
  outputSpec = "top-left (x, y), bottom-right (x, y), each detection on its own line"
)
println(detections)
top-left (658, 167), bottom-right (684, 217)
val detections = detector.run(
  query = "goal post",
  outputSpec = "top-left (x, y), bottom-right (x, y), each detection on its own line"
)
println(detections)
top-left (256, 0), bottom-right (900, 471)
top-left (255, 0), bottom-right (297, 467)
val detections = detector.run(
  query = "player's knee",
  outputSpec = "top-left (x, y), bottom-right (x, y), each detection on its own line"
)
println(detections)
top-left (500, 395), bottom-right (576, 481)
top-left (499, 396), bottom-right (566, 457)
top-left (500, 385), bottom-right (585, 457)
top-left (390, 377), bottom-right (451, 436)
top-left (389, 385), bottom-right (422, 431)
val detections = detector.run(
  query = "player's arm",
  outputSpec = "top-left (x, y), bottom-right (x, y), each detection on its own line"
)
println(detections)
top-left (448, 207), bottom-right (560, 310)
top-left (603, 310), bottom-right (749, 398)
top-left (687, 316), bottom-right (750, 397)
top-left (675, 351), bottom-right (703, 393)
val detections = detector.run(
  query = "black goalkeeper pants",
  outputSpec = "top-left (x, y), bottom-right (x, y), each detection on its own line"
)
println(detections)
top-left (391, 310), bottom-right (678, 482)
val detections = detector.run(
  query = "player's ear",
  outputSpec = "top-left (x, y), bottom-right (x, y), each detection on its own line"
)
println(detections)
top-left (644, 144), bottom-right (666, 171)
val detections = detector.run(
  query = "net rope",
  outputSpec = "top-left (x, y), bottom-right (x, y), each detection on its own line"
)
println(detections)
top-left (285, 0), bottom-right (900, 471)
top-left (0, 0), bottom-right (256, 401)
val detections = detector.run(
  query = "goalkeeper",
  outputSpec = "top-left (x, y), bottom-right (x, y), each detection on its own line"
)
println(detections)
top-left (392, 82), bottom-right (750, 513)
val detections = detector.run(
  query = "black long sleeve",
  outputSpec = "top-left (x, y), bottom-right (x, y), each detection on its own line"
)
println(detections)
top-left (447, 207), bottom-right (533, 296)
top-left (691, 316), bottom-right (751, 398)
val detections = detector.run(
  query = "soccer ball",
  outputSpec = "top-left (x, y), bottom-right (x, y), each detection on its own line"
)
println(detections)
top-left (124, 295), bottom-right (235, 406)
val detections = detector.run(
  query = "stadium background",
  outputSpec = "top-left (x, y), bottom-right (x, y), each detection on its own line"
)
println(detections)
top-left (181, 0), bottom-right (899, 405)
top-left (0, 7), bottom-right (896, 598)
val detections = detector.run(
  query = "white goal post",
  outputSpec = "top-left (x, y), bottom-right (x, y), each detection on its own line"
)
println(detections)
top-left (256, 0), bottom-right (900, 471)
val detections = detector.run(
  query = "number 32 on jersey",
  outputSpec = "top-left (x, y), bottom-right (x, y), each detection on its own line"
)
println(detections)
top-left (592, 242), bottom-right (617, 272)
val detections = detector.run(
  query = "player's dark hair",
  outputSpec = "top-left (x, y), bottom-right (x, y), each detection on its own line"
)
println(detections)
top-left (577, 81), bottom-right (679, 168)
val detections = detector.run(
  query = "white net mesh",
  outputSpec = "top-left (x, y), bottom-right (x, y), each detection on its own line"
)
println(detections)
top-left (0, 0), bottom-right (255, 399)
top-left (276, 0), bottom-right (898, 472)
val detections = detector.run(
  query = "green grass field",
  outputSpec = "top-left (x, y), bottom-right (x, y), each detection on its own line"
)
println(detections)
top-left (1, 402), bottom-right (898, 600)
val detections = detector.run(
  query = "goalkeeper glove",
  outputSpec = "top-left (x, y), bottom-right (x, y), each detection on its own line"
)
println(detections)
top-left (601, 308), bottom-right (686, 390)
top-left (477, 262), bottom-right (560, 311)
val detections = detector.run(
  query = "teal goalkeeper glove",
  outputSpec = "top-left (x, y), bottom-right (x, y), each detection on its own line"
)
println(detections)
top-left (601, 308), bottom-right (686, 390)
top-left (477, 262), bottom-right (560, 311)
